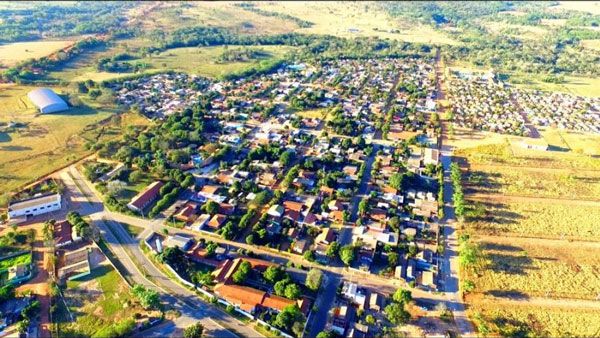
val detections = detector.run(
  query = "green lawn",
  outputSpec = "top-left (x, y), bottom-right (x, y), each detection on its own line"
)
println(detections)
top-left (121, 223), bottom-right (145, 239)
top-left (59, 264), bottom-right (144, 337)
top-left (0, 252), bottom-right (31, 271)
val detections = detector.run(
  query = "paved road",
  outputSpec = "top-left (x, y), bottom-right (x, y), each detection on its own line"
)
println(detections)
top-left (62, 166), bottom-right (262, 338)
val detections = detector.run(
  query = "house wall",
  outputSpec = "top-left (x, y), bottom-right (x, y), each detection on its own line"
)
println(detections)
top-left (8, 198), bottom-right (61, 219)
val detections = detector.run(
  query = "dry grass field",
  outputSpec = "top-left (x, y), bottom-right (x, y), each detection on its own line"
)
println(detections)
top-left (0, 84), bottom-right (149, 201)
top-left (0, 40), bottom-right (74, 68)
top-left (454, 141), bottom-right (600, 170)
top-left (581, 39), bottom-right (600, 51)
top-left (466, 166), bottom-right (600, 200)
top-left (467, 199), bottom-right (600, 240)
top-left (468, 301), bottom-right (600, 337)
top-left (249, 1), bottom-right (459, 45)
top-left (471, 237), bottom-right (600, 299)
top-left (551, 1), bottom-right (600, 15)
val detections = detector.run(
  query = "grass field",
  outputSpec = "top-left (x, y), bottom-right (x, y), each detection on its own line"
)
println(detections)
top-left (57, 264), bottom-right (151, 337)
top-left (249, 1), bottom-right (459, 45)
top-left (472, 238), bottom-right (600, 299)
top-left (137, 45), bottom-right (296, 78)
top-left (467, 200), bottom-right (600, 240)
top-left (510, 73), bottom-right (600, 97)
top-left (551, 1), bottom-right (600, 15)
top-left (468, 301), bottom-right (600, 337)
top-left (0, 84), bottom-right (149, 203)
top-left (0, 40), bottom-right (74, 68)
top-left (466, 166), bottom-right (600, 200)
top-left (454, 142), bottom-right (600, 170)
top-left (581, 39), bottom-right (600, 51)
top-left (296, 108), bottom-right (330, 120)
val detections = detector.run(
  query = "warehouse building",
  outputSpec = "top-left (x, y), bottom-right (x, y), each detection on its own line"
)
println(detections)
top-left (27, 88), bottom-right (69, 114)
top-left (8, 193), bottom-right (62, 220)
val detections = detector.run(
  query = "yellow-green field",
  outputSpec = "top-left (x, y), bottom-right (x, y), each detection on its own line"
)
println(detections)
top-left (511, 74), bottom-right (600, 97)
top-left (581, 39), bottom-right (600, 51)
top-left (248, 1), bottom-right (459, 45)
top-left (468, 301), bottom-right (600, 337)
top-left (141, 1), bottom-right (298, 35)
top-left (0, 84), bottom-right (148, 202)
top-left (467, 166), bottom-right (600, 200)
top-left (0, 40), bottom-right (74, 68)
top-left (455, 142), bottom-right (600, 170)
top-left (551, 1), bottom-right (600, 15)
top-left (467, 199), bottom-right (600, 240)
top-left (137, 45), bottom-right (296, 78)
top-left (472, 238), bottom-right (600, 299)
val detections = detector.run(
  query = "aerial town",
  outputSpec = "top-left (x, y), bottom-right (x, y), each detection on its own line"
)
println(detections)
top-left (1, 2), bottom-right (600, 338)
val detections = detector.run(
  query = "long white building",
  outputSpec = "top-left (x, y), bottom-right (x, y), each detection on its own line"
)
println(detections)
top-left (8, 193), bottom-right (62, 219)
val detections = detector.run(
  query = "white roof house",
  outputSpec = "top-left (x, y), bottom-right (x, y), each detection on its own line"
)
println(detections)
top-left (8, 193), bottom-right (61, 220)
top-left (27, 88), bottom-right (69, 114)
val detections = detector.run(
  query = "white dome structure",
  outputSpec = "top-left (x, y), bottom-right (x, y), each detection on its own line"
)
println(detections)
top-left (27, 88), bottom-right (69, 114)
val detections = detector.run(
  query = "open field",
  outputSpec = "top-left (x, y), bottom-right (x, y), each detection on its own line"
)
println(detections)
top-left (0, 40), bottom-right (75, 68)
top-left (581, 39), bottom-right (600, 51)
top-left (471, 237), bottom-right (600, 300)
top-left (466, 166), bottom-right (600, 200)
top-left (56, 264), bottom-right (154, 337)
top-left (249, 1), bottom-right (459, 45)
top-left (468, 301), bottom-right (600, 337)
top-left (481, 21), bottom-right (549, 40)
top-left (141, 1), bottom-right (298, 35)
top-left (454, 141), bottom-right (600, 170)
top-left (510, 73), bottom-right (600, 97)
top-left (466, 199), bottom-right (600, 240)
top-left (0, 84), bottom-right (149, 203)
top-left (46, 37), bottom-right (155, 83)
top-left (551, 1), bottom-right (600, 15)
top-left (138, 45), bottom-right (296, 78)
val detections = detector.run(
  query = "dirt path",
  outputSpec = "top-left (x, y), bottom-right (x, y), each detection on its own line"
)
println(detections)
top-left (467, 163), bottom-right (600, 175)
top-left (475, 234), bottom-right (600, 248)
top-left (472, 295), bottom-right (600, 310)
top-left (468, 193), bottom-right (600, 206)
top-left (16, 239), bottom-right (51, 338)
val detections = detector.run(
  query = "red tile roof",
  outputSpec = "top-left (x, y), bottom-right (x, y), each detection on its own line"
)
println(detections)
top-left (129, 181), bottom-right (164, 211)
top-left (53, 220), bottom-right (72, 246)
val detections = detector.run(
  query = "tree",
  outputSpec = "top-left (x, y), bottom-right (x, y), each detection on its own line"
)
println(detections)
top-left (365, 314), bottom-right (376, 326)
top-left (339, 245), bottom-right (356, 266)
top-left (358, 198), bottom-right (369, 216)
top-left (274, 279), bottom-right (290, 296)
top-left (263, 266), bottom-right (285, 284)
top-left (42, 220), bottom-right (55, 242)
top-left (326, 241), bottom-right (340, 258)
top-left (204, 200), bottom-right (219, 214)
top-left (183, 323), bottom-right (204, 338)
top-left (132, 284), bottom-right (160, 310)
top-left (306, 268), bottom-right (323, 291)
top-left (303, 250), bottom-right (316, 262)
top-left (0, 285), bottom-right (15, 302)
top-left (245, 234), bottom-right (255, 245)
top-left (274, 304), bottom-right (304, 332)
top-left (232, 261), bottom-right (251, 284)
top-left (284, 283), bottom-right (301, 300)
top-left (316, 331), bottom-right (336, 338)
top-left (389, 173), bottom-right (403, 190)
top-left (384, 302), bottom-right (410, 325)
top-left (387, 252), bottom-right (399, 268)
top-left (392, 288), bottom-right (412, 304)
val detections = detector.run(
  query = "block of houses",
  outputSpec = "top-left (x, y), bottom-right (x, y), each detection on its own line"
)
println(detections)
top-left (316, 228), bottom-right (336, 245)
top-left (127, 181), bottom-right (164, 213)
top-left (369, 292), bottom-right (384, 311)
top-left (8, 193), bottom-right (62, 220)
top-left (53, 220), bottom-right (82, 248)
top-left (190, 214), bottom-right (211, 231)
top-left (292, 239), bottom-right (310, 254)
top-left (341, 282), bottom-right (367, 308)
top-left (423, 148), bottom-right (440, 166)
